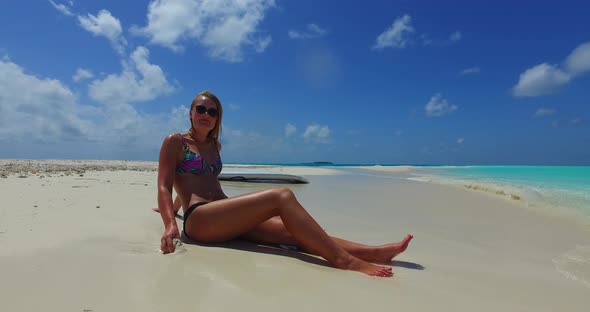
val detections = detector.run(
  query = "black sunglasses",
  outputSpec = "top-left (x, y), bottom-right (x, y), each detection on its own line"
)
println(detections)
top-left (194, 105), bottom-right (218, 117)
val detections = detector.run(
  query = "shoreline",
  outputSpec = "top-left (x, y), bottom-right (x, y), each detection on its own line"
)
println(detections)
top-left (2, 159), bottom-right (587, 223)
top-left (399, 168), bottom-right (590, 227)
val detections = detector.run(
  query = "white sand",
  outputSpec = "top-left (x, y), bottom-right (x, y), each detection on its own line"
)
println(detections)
top-left (0, 160), bottom-right (588, 311)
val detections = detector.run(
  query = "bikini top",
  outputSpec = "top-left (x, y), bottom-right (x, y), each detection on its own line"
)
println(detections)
top-left (176, 133), bottom-right (223, 176)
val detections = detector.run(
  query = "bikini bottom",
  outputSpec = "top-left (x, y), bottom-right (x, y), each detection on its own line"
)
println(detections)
top-left (183, 201), bottom-right (210, 238)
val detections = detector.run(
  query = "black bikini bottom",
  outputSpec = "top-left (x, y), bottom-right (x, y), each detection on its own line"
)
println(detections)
top-left (183, 202), bottom-right (210, 238)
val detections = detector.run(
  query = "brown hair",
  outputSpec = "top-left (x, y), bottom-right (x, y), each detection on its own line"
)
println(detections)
top-left (190, 90), bottom-right (223, 142)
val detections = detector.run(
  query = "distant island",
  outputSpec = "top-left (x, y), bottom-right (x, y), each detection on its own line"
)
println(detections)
top-left (302, 161), bottom-right (334, 165)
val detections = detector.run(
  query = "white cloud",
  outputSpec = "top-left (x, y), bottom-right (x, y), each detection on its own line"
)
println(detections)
top-left (254, 35), bottom-right (272, 53)
top-left (449, 31), bottom-right (462, 42)
top-left (78, 9), bottom-right (127, 54)
top-left (72, 68), bottom-right (94, 82)
top-left (421, 32), bottom-right (462, 46)
top-left (0, 58), bottom-right (202, 159)
top-left (168, 105), bottom-right (191, 132)
top-left (564, 42), bottom-right (590, 76)
top-left (551, 117), bottom-right (584, 127)
top-left (456, 138), bottom-right (464, 144)
top-left (131, 0), bottom-right (275, 62)
top-left (372, 14), bottom-right (414, 50)
top-left (228, 103), bottom-right (240, 110)
top-left (302, 124), bottom-right (331, 143)
top-left (425, 94), bottom-right (458, 117)
top-left (48, 0), bottom-right (74, 16)
top-left (459, 67), bottom-right (480, 75)
top-left (513, 42), bottom-right (590, 97)
top-left (0, 55), bottom-right (327, 161)
top-left (513, 63), bottom-right (571, 97)
top-left (419, 34), bottom-right (433, 46)
top-left (49, 5), bottom-right (128, 55)
top-left (227, 129), bottom-right (243, 137)
top-left (288, 23), bottom-right (327, 39)
top-left (285, 123), bottom-right (296, 137)
top-left (0, 58), bottom-right (93, 141)
top-left (89, 46), bottom-right (174, 104)
top-left (0, 63), bottom-right (189, 158)
top-left (220, 125), bottom-right (288, 161)
top-left (395, 130), bottom-right (403, 136)
top-left (533, 108), bottom-right (556, 118)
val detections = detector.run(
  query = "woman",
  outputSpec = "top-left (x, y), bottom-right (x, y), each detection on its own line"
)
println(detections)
top-left (157, 91), bottom-right (413, 277)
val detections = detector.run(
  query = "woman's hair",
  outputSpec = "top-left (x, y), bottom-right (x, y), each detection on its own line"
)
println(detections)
top-left (190, 90), bottom-right (223, 142)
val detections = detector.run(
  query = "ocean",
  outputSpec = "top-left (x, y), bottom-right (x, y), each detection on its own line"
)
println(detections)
top-left (406, 165), bottom-right (590, 220)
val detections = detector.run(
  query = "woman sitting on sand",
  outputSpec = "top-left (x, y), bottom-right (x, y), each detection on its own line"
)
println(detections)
top-left (156, 90), bottom-right (413, 277)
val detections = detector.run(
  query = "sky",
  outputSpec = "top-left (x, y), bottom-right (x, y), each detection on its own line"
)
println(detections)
top-left (1, 0), bottom-right (589, 165)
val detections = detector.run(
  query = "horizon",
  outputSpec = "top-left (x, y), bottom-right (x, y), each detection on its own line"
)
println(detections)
top-left (1, 1), bottom-right (589, 165)
top-left (2, 158), bottom-right (590, 167)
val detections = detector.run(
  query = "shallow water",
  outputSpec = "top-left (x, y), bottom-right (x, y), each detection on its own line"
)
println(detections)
top-left (410, 166), bottom-right (590, 220)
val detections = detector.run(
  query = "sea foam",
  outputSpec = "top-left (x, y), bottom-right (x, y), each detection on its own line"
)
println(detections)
top-left (553, 244), bottom-right (590, 288)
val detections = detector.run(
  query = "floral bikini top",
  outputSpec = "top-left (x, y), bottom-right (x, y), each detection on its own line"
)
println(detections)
top-left (176, 133), bottom-right (223, 176)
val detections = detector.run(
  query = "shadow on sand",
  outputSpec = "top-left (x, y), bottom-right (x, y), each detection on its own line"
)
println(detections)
top-left (180, 233), bottom-right (425, 271)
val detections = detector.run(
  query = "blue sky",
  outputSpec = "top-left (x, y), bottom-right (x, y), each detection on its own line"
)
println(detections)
top-left (1, 0), bottom-right (589, 165)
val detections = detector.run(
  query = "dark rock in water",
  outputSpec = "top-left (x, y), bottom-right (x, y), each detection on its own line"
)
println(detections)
top-left (302, 161), bottom-right (334, 165)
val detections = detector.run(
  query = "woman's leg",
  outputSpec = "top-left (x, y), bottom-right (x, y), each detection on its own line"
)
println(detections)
top-left (240, 216), bottom-right (413, 264)
top-left (186, 187), bottom-right (393, 277)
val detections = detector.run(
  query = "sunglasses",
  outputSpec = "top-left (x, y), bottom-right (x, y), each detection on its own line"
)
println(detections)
top-left (194, 105), bottom-right (219, 118)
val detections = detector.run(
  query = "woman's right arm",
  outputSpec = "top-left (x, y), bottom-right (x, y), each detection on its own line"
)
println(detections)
top-left (157, 134), bottom-right (182, 254)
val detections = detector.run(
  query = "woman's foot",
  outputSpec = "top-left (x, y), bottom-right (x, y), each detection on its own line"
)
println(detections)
top-left (371, 234), bottom-right (413, 264)
top-left (335, 254), bottom-right (393, 277)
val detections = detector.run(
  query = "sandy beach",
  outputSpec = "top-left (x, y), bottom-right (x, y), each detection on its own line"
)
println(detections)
top-left (1, 160), bottom-right (589, 311)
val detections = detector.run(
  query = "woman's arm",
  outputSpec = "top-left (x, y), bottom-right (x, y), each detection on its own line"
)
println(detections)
top-left (157, 134), bottom-right (182, 253)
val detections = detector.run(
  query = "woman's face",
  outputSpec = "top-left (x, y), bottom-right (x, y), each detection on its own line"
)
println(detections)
top-left (191, 96), bottom-right (218, 132)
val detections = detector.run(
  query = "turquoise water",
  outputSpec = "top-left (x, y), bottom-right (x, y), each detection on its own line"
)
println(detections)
top-left (414, 166), bottom-right (590, 219)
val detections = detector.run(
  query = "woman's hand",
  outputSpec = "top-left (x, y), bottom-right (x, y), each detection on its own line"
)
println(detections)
top-left (160, 225), bottom-right (180, 254)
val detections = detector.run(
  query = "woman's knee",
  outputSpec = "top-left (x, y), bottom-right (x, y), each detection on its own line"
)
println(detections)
top-left (269, 187), bottom-right (295, 205)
